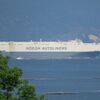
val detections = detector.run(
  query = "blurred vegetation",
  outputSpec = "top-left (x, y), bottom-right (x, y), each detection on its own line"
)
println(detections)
top-left (0, 53), bottom-right (45, 100)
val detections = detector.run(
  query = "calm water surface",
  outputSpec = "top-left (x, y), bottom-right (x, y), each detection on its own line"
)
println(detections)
top-left (9, 59), bottom-right (100, 100)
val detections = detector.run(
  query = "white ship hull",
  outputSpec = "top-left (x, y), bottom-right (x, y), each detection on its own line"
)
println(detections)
top-left (0, 39), bottom-right (100, 59)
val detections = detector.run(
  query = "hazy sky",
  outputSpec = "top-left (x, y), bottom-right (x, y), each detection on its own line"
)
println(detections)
top-left (0, 0), bottom-right (100, 41)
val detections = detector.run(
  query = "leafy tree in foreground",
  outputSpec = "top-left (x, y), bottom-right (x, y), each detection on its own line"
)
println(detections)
top-left (0, 53), bottom-right (45, 100)
top-left (18, 80), bottom-right (38, 100)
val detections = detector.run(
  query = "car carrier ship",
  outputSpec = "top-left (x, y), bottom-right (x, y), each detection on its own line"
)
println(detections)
top-left (0, 39), bottom-right (100, 59)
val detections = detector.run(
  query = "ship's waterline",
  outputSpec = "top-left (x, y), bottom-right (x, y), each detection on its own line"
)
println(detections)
top-left (3, 51), bottom-right (100, 59)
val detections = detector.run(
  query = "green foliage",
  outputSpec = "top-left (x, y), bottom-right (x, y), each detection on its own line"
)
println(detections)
top-left (40, 94), bottom-right (45, 100)
top-left (18, 80), bottom-right (38, 100)
top-left (0, 53), bottom-right (45, 100)
top-left (0, 54), bottom-right (9, 70)
top-left (0, 67), bottom-right (22, 90)
top-left (0, 92), bottom-right (6, 100)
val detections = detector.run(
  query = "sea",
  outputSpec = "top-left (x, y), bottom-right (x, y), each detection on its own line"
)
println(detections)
top-left (9, 58), bottom-right (100, 100)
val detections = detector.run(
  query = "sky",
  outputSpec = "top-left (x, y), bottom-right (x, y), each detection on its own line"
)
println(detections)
top-left (0, 0), bottom-right (100, 41)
